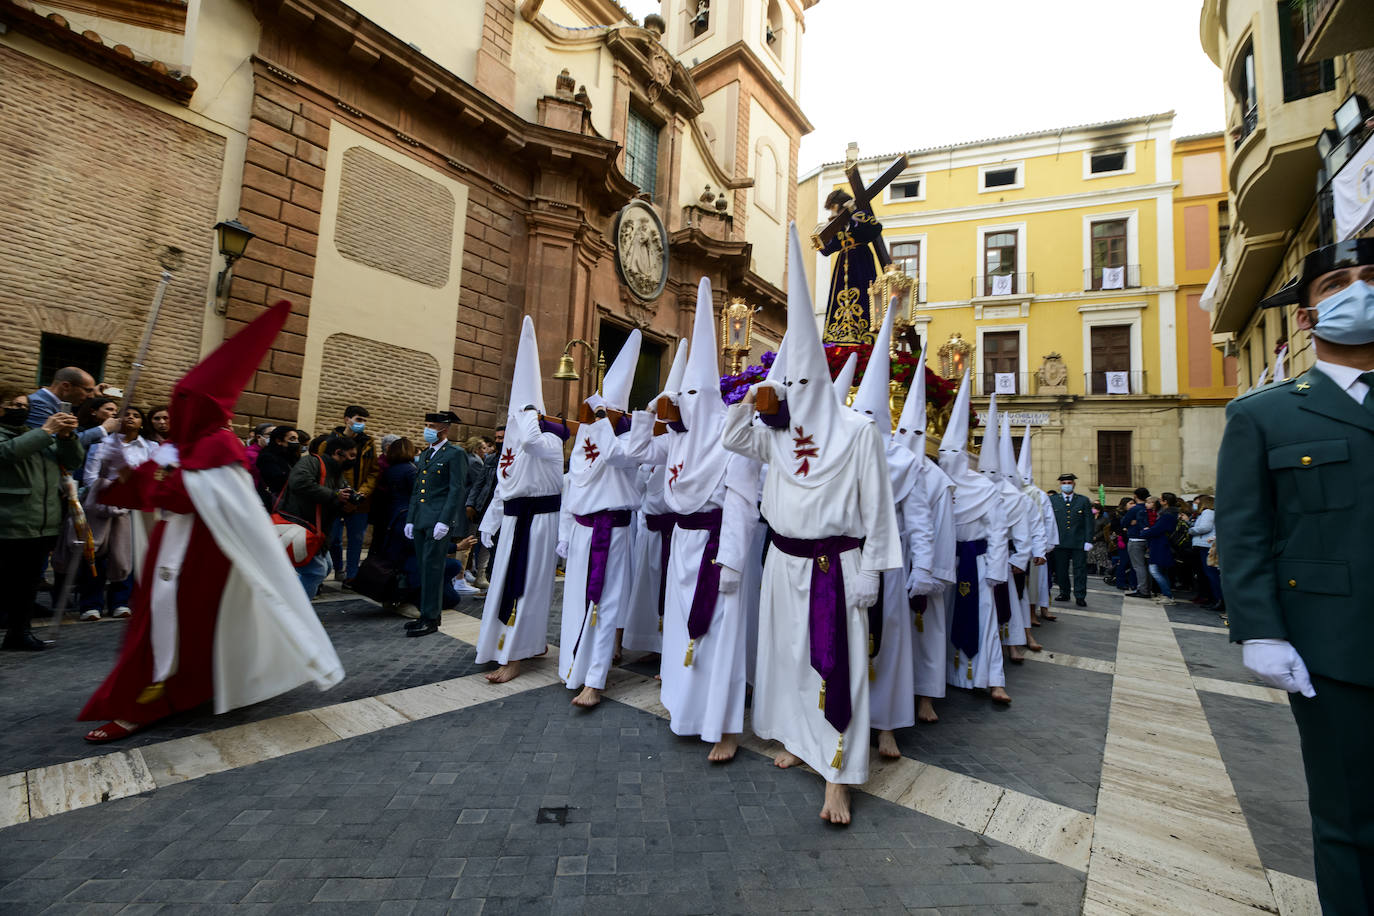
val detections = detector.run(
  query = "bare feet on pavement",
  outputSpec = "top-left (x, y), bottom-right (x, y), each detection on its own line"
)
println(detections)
top-left (917, 696), bottom-right (939, 723)
top-left (877, 730), bottom-right (901, 759)
top-left (485, 660), bottom-right (522, 683)
top-left (990, 686), bottom-right (1012, 705)
top-left (820, 782), bottom-right (851, 825)
top-left (774, 750), bottom-right (804, 769)
top-left (708, 734), bottom-right (739, 763)
top-left (571, 686), bottom-right (601, 708)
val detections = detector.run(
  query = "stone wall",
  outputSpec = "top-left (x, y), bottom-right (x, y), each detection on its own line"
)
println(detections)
top-left (0, 45), bottom-right (223, 401)
top-left (315, 333), bottom-right (440, 441)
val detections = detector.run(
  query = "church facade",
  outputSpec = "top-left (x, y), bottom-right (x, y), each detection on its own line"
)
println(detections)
top-left (0, 0), bottom-right (817, 437)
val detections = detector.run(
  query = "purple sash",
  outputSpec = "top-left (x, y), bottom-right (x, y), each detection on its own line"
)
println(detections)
top-left (1012, 569), bottom-right (1026, 601)
top-left (950, 539), bottom-right (987, 660)
top-left (644, 512), bottom-right (675, 617)
top-left (539, 417), bottom-right (571, 441)
top-left (574, 509), bottom-right (632, 608)
top-left (767, 532), bottom-right (863, 734)
top-left (495, 494), bottom-right (561, 625)
top-left (992, 582), bottom-right (1012, 626)
top-left (676, 509), bottom-right (724, 639)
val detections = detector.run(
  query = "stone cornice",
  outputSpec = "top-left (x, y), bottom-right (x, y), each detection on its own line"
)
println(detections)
top-left (689, 41), bottom-right (813, 135)
top-left (602, 28), bottom-right (704, 118)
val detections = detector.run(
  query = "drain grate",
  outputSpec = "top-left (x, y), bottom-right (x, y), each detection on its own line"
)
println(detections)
top-left (536, 806), bottom-right (570, 826)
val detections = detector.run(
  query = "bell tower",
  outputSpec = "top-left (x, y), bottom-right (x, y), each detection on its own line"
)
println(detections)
top-left (657, 0), bottom-right (819, 288)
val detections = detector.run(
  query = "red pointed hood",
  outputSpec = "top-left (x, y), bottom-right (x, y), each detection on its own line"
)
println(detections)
top-left (170, 300), bottom-right (291, 471)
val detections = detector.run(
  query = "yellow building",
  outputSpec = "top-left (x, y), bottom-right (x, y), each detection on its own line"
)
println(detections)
top-left (800, 113), bottom-right (1234, 498)
top-left (1200, 0), bottom-right (1374, 392)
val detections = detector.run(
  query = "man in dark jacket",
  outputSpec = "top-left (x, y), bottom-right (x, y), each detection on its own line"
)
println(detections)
top-left (465, 436), bottom-right (498, 588)
top-left (330, 406), bottom-right (379, 585)
top-left (404, 411), bottom-right (468, 637)
top-left (280, 435), bottom-right (356, 598)
top-left (1121, 487), bottom-right (1152, 599)
top-left (1049, 472), bottom-right (1093, 606)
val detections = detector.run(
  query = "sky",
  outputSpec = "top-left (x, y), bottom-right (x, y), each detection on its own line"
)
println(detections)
top-left (619, 0), bottom-right (1227, 174)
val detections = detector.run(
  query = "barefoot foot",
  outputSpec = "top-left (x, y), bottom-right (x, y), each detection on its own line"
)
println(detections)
top-left (917, 697), bottom-right (939, 724)
top-left (1025, 632), bottom-right (1043, 652)
top-left (485, 659), bottom-right (523, 683)
top-left (571, 686), bottom-right (601, 708)
top-left (877, 730), bottom-right (900, 759)
top-left (990, 686), bottom-right (1012, 705)
top-left (707, 734), bottom-right (739, 763)
top-left (1007, 646), bottom-right (1025, 663)
top-left (820, 782), bottom-right (851, 825)
top-left (774, 750), bottom-right (804, 769)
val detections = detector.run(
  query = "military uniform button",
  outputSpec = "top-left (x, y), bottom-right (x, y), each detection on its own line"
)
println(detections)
top-left (1288, 579), bottom-right (1297, 587)
top-left (1301, 456), bottom-right (1312, 466)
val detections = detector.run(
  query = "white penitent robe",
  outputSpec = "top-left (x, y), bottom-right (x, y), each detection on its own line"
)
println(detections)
top-left (558, 418), bottom-right (642, 690)
top-left (735, 463), bottom-right (768, 687)
top-left (1017, 485), bottom-right (1050, 625)
top-left (475, 411), bottom-right (564, 666)
top-left (945, 489), bottom-right (1010, 691)
top-left (999, 490), bottom-right (1033, 647)
top-left (907, 456), bottom-right (957, 699)
top-left (722, 404), bottom-right (902, 785)
top-left (623, 464), bottom-right (669, 653)
top-left (869, 439), bottom-right (919, 732)
top-left (1028, 487), bottom-right (1059, 609)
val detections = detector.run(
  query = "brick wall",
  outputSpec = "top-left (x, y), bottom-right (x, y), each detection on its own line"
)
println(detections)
top-left (1350, 49), bottom-right (1374, 103)
top-left (0, 45), bottom-right (223, 402)
top-left (454, 185), bottom-right (518, 435)
top-left (336, 147), bottom-right (455, 287)
top-left (481, 0), bottom-right (515, 64)
top-left (316, 332), bottom-right (440, 441)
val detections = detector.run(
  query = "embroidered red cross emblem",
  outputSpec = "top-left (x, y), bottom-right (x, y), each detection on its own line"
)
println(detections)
top-left (499, 448), bottom-right (516, 479)
top-left (582, 439), bottom-right (600, 463)
top-left (668, 462), bottom-right (684, 489)
top-left (792, 426), bottom-right (818, 477)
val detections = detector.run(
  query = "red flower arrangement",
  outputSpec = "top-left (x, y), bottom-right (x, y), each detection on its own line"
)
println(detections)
top-left (822, 343), bottom-right (960, 411)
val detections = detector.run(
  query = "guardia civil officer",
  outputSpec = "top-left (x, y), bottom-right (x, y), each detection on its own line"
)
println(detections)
top-left (1049, 472), bottom-right (1093, 607)
top-left (403, 411), bottom-right (468, 638)
top-left (1216, 238), bottom-right (1374, 915)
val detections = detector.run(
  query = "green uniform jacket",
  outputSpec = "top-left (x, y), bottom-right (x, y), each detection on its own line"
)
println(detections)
top-left (1216, 368), bottom-right (1374, 686)
top-left (1050, 491), bottom-right (1093, 547)
top-left (0, 424), bottom-right (84, 540)
top-left (408, 441), bottom-right (468, 534)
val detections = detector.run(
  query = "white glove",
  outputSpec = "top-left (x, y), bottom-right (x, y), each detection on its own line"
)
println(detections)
top-left (480, 530), bottom-right (494, 549)
top-left (432, 522), bottom-right (450, 541)
top-left (556, 540), bottom-right (569, 559)
top-left (1242, 639), bottom-right (1316, 697)
top-left (1083, 542), bottom-right (1093, 553)
top-left (905, 567), bottom-right (935, 597)
top-left (718, 564), bottom-right (741, 594)
top-left (404, 523), bottom-right (415, 540)
top-left (852, 570), bottom-right (881, 609)
top-left (151, 442), bottom-right (180, 468)
top-left (584, 394), bottom-right (606, 415)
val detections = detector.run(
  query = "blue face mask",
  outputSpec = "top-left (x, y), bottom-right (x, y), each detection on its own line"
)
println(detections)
top-left (350, 421), bottom-right (365, 434)
top-left (1310, 280), bottom-right (1374, 345)
top-left (422, 427), bottom-right (439, 444)
top-left (1060, 484), bottom-right (1074, 495)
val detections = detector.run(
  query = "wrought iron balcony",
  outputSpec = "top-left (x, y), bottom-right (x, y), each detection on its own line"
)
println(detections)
top-left (1233, 106), bottom-right (1258, 149)
top-left (1084, 370), bottom-right (1148, 395)
top-left (972, 272), bottom-right (1034, 297)
top-left (1084, 265), bottom-right (1142, 291)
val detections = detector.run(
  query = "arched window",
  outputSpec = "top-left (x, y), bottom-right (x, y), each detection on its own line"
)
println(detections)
top-left (755, 140), bottom-right (780, 217)
top-left (764, 0), bottom-right (783, 50)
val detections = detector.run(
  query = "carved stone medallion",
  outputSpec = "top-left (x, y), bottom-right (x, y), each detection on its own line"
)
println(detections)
top-left (1036, 352), bottom-right (1069, 393)
top-left (614, 200), bottom-right (669, 302)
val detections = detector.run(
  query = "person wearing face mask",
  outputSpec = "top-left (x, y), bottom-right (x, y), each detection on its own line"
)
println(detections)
top-left (244, 423), bottom-right (273, 488)
top-left (280, 434), bottom-right (358, 599)
top-left (1217, 238), bottom-right (1374, 915)
top-left (402, 410), bottom-right (468, 638)
top-left (1049, 473), bottom-right (1093, 607)
top-left (329, 406), bottom-right (379, 587)
top-left (256, 425), bottom-right (300, 510)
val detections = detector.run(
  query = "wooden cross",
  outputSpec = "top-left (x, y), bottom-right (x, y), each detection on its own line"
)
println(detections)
top-left (813, 154), bottom-right (910, 268)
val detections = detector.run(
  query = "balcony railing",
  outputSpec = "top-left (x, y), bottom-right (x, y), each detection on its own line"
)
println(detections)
top-left (1233, 106), bottom-right (1258, 149)
top-left (972, 272), bottom-right (1034, 297)
top-left (975, 371), bottom-right (1033, 397)
top-left (1087, 463), bottom-right (1149, 492)
top-left (1084, 265), bottom-right (1142, 291)
top-left (1282, 61), bottom-right (1336, 102)
top-left (1084, 370), bottom-right (1147, 395)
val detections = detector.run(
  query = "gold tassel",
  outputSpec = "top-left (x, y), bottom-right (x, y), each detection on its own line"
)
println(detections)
top-left (1001, 624), bottom-right (1008, 640)
top-left (915, 611), bottom-right (924, 633)
top-left (818, 680), bottom-right (826, 710)
top-left (136, 682), bottom-right (165, 704)
top-left (967, 661), bottom-right (973, 679)
top-left (590, 604), bottom-right (598, 628)
top-left (657, 616), bottom-right (663, 633)
top-left (830, 735), bottom-right (844, 770)
top-left (684, 639), bottom-right (695, 667)
top-left (497, 633), bottom-right (505, 651)
top-left (868, 659), bottom-right (876, 682)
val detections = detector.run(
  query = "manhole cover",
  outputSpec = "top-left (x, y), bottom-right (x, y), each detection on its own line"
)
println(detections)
top-left (536, 806), bottom-right (570, 826)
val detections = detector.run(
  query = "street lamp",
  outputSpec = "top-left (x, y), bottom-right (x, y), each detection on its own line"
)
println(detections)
top-left (720, 297), bottom-right (754, 374)
top-left (213, 218), bottom-right (255, 314)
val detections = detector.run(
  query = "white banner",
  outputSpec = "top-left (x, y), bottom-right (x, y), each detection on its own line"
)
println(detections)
top-left (1105, 371), bottom-right (1130, 395)
top-left (1101, 266), bottom-right (1125, 290)
top-left (994, 372), bottom-right (1017, 394)
top-left (991, 273), bottom-right (1013, 296)
top-left (1334, 132), bottom-right (1374, 241)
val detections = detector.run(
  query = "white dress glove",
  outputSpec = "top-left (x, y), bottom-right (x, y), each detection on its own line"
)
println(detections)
top-left (404, 523), bottom-right (415, 540)
top-left (480, 531), bottom-right (494, 549)
top-left (432, 522), bottom-right (450, 541)
top-left (1242, 639), bottom-right (1317, 697)
top-left (718, 564), bottom-right (741, 595)
top-left (852, 570), bottom-right (881, 609)
top-left (1083, 542), bottom-right (1093, 553)
top-left (905, 567), bottom-right (935, 597)
top-left (556, 541), bottom-right (569, 559)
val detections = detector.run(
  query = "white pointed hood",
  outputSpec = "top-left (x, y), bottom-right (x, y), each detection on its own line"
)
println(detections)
top-left (769, 223), bottom-right (866, 487)
top-left (894, 341), bottom-right (928, 456)
top-left (852, 296), bottom-right (897, 439)
top-left (832, 352), bottom-right (858, 404)
top-left (1017, 424), bottom-right (1033, 487)
top-left (665, 277), bottom-right (731, 514)
top-left (665, 337), bottom-right (689, 394)
top-left (978, 392), bottom-right (1000, 478)
top-left (599, 329), bottom-right (642, 412)
top-left (765, 334), bottom-right (786, 382)
top-left (997, 415), bottom-right (1022, 495)
top-left (507, 315), bottom-right (545, 420)
top-left (938, 370), bottom-right (974, 479)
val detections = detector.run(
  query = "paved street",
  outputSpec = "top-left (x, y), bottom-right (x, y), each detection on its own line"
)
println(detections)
top-left (0, 579), bottom-right (1318, 914)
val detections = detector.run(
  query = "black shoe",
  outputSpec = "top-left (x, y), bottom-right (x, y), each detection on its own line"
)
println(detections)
top-left (1076, 598), bottom-right (1087, 607)
top-left (1056, 593), bottom-right (1070, 601)
top-left (406, 623), bottom-right (439, 638)
top-left (2, 632), bottom-right (52, 651)
top-left (1127, 592), bottom-right (1152, 599)
top-left (404, 619), bottom-right (430, 631)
